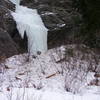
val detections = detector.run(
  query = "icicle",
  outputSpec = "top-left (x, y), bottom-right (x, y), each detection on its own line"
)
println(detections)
top-left (11, 5), bottom-right (48, 55)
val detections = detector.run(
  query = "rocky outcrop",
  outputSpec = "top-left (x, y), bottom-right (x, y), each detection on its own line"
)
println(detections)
top-left (0, 0), bottom-right (16, 35)
top-left (0, 28), bottom-right (18, 60)
top-left (21, 0), bottom-right (81, 32)
top-left (20, 0), bottom-right (82, 47)
top-left (0, 0), bottom-right (19, 59)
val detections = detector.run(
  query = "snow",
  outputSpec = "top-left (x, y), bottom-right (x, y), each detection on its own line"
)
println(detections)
top-left (0, 45), bottom-right (100, 100)
top-left (41, 12), bottom-right (57, 16)
top-left (0, 88), bottom-right (100, 100)
top-left (11, 4), bottom-right (48, 54)
top-left (9, 0), bottom-right (21, 5)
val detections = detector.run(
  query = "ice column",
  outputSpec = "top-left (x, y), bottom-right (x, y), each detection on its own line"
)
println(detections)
top-left (10, 0), bottom-right (48, 54)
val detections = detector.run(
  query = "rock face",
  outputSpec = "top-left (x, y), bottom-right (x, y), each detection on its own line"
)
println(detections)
top-left (21, 0), bottom-right (81, 32)
top-left (0, 28), bottom-right (18, 60)
top-left (20, 0), bottom-right (82, 47)
top-left (0, 0), bottom-right (19, 59)
top-left (0, 0), bottom-right (16, 35)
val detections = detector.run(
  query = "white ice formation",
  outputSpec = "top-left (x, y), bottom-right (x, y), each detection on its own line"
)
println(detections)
top-left (9, 0), bottom-right (48, 54)
top-left (9, 0), bottom-right (21, 5)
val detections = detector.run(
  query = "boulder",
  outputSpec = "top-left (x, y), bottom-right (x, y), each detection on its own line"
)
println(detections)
top-left (0, 0), bottom-right (16, 36)
top-left (0, 28), bottom-right (18, 60)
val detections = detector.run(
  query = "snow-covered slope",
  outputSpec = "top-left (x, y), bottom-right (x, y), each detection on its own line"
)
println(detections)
top-left (0, 45), bottom-right (100, 100)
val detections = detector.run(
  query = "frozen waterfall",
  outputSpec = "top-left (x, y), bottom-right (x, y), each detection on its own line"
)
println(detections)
top-left (9, 0), bottom-right (48, 54)
top-left (9, 0), bottom-right (21, 5)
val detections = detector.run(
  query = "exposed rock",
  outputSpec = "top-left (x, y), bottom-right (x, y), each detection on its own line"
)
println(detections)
top-left (0, 0), bottom-right (16, 36)
top-left (20, 0), bottom-right (82, 47)
top-left (21, 0), bottom-right (81, 31)
top-left (0, 28), bottom-right (18, 60)
top-left (0, 0), bottom-right (15, 10)
top-left (0, 0), bottom-right (21, 58)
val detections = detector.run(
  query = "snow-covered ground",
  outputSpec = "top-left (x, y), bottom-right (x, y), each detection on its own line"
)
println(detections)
top-left (0, 45), bottom-right (100, 100)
